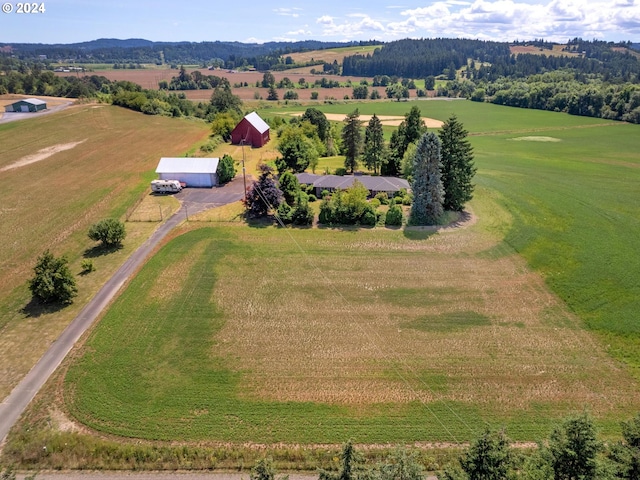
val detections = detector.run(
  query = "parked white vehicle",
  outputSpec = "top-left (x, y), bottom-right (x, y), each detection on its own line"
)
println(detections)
top-left (151, 179), bottom-right (182, 193)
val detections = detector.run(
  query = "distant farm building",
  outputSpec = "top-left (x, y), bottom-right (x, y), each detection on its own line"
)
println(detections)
top-left (231, 111), bottom-right (270, 148)
top-left (296, 173), bottom-right (410, 198)
top-left (5, 98), bottom-right (47, 113)
top-left (155, 157), bottom-right (219, 188)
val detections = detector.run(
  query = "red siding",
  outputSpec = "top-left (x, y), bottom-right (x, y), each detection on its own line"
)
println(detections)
top-left (231, 118), bottom-right (270, 148)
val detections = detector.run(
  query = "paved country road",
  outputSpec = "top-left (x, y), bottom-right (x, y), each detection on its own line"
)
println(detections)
top-left (0, 179), bottom-right (246, 446)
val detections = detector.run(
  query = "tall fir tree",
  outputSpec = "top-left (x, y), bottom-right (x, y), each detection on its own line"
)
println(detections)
top-left (382, 130), bottom-right (402, 176)
top-left (438, 114), bottom-right (476, 211)
top-left (341, 109), bottom-right (363, 173)
top-left (363, 114), bottom-right (385, 175)
top-left (409, 132), bottom-right (444, 225)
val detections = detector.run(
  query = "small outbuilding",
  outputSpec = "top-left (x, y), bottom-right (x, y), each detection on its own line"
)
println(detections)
top-left (231, 111), bottom-right (270, 148)
top-left (5, 98), bottom-right (47, 113)
top-left (155, 157), bottom-right (219, 188)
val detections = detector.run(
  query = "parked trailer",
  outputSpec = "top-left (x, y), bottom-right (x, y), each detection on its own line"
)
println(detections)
top-left (151, 179), bottom-right (182, 194)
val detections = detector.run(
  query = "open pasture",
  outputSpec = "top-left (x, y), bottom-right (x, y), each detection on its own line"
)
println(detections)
top-left (0, 103), bottom-right (210, 400)
top-left (266, 100), bottom-right (640, 372)
top-left (62, 217), bottom-right (640, 444)
top-left (54, 100), bottom-right (640, 447)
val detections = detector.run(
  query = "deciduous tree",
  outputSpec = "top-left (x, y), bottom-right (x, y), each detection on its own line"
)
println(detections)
top-left (28, 250), bottom-right (78, 304)
top-left (88, 218), bottom-right (126, 248)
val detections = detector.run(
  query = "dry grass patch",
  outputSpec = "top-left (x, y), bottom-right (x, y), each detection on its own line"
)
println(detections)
top-left (211, 225), bottom-right (637, 413)
top-left (287, 111), bottom-right (444, 128)
top-left (0, 104), bottom-right (209, 399)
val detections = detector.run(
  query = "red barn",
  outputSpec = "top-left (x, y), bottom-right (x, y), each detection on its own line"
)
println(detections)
top-left (230, 111), bottom-right (270, 148)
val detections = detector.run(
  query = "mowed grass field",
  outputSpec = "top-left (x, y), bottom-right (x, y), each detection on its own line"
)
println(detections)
top-left (0, 102), bottom-right (210, 400)
top-left (54, 101), bottom-right (640, 446)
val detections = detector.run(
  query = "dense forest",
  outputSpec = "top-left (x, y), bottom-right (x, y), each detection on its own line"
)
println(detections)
top-left (0, 38), bottom-right (380, 70)
top-left (342, 38), bottom-right (511, 78)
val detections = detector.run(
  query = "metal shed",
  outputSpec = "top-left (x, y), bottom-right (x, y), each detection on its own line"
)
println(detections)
top-left (5, 98), bottom-right (47, 113)
top-left (155, 157), bottom-right (219, 188)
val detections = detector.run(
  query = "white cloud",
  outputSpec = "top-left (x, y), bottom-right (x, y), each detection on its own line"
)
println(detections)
top-left (311, 0), bottom-right (639, 42)
top-left (273, 7), bottom-right (302, 18)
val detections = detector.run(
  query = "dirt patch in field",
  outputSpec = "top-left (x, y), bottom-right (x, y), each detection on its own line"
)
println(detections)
top-left (508, 136), bottom-right (561, 142)
top-left (287, 111), bottom-right (443, 128)
top-left (0, 140), bottom-right (86, 172)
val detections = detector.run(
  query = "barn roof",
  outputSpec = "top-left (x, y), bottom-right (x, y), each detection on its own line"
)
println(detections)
top-left (244, 111), bottom-right (269, 134)
top-left (156, 157), bottom-right (219, 174)
top-left (22, 98), bottom-right (46, 106)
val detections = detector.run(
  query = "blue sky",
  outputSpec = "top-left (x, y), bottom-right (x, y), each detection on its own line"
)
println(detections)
top-left (1, 0), bottom-right (639, 44)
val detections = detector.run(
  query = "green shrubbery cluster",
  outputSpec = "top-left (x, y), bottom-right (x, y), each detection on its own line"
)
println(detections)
top-left (319, 181), bottom-right (377, 227)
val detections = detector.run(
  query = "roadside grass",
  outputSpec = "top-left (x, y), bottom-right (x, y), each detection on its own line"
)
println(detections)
top-left (0, 104), bottom-right (210, 400)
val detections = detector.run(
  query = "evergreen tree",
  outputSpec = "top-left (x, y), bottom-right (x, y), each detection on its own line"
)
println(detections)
top-left (438, 115), bottom-right (476, 211)
top-left (267, 85), bottom-right (278, 101)
top-left (409, 132), bottom-right (444, 225)
top-left (29, 250), bottom-right (78, 304)
top-left (363, 114), bottom-right (385, 175)
top-left (382, 130), bottom-right (402, 176)
top-left (341, 109), bottom-right (363, 173)
top-left (610, 413), bottom-right (640, 480)
top-left (244, 163), bottom-right (283, 217)
top-left (459, 429), bottom-right (514, 480)
top-left (548, 413), bottom-right (601, 480)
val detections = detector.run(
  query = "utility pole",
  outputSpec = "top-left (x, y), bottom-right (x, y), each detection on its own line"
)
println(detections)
top-left (241, 138), bottom-right (248, 206)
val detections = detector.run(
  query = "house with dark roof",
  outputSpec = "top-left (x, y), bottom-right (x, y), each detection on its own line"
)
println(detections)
top-left (230, 111), bottom-right (270, 148)
top-left (296, 173), bottom-right (410, 198)
top-left (5, 98), bottom-right (47, 113)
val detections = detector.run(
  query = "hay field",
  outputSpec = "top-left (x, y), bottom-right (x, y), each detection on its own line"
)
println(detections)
top-left (60, 216), bottom-right (640, 444)
top-left (0, 103), bottom-right (209, 400)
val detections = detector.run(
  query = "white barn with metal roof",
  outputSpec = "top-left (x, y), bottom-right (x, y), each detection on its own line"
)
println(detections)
top-left (155, 157), bottom-right (219, 187)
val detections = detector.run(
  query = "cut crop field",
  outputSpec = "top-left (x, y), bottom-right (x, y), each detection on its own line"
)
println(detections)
top-left (61, 218), bottom-right (639, 444)
top-left (0, 102), bottom-right (210, 400)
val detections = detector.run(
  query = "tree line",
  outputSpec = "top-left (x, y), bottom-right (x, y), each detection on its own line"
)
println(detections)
top-left (246, 412), bottom-right (640, 480)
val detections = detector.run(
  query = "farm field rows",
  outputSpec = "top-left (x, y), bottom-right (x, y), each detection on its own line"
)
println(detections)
top-left (0, 102), bottom-right (210, 400)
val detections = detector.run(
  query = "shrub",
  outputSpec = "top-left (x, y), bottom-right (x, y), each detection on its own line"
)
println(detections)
top-left (370, 198), bottom-right (381, 209)
top-left (361, 210), bottom-right (376, 226)
top-left (335, 167), bottom-right (347, 176)
top-left (308, 194), bottom-right (317, 202)
top-left (375, 192), bottom-right (389, 205)
top-left (321, 189), bottom-right (330, 198)
top-left (385, 203), bottom-right (403, 226)
top-left (81, 259), bottom-right (95, 273)
top-left (402, 195), bottom-right (412, 206)
top-left (276, 202), bottom-right (293, 224)
top-left (88, 218), bottom-right (126, 248)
